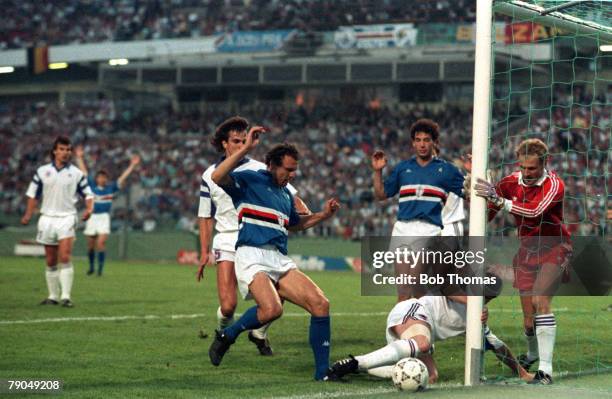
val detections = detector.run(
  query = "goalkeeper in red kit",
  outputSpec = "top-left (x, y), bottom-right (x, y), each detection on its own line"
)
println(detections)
top-left (474, 138), bottom-right (571, 385)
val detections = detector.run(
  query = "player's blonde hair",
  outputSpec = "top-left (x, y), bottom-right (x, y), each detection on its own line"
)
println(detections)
top-left (516, 138), bottom-right (548, 165)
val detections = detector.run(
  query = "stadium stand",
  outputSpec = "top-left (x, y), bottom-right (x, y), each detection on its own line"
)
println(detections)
top-left (0, 87), bottom-right (607, 237)
top-left (0, 0), bottom-right (476, 49)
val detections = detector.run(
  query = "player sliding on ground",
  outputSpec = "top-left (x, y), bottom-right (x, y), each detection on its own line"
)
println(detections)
top-left (325, 291), bottom-right (533, 383)
top-left (198, 116), bottom-right (310, 356)
top-left (474, 138), bottom-right (572, 385)
top-left (208, 126), bottom-right (340, 381)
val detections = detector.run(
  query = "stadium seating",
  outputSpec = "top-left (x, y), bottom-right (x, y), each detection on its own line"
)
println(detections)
top-left (0, 0), bottom-right (477, 49)
top-left (0, 91), bottom-right (607, 237)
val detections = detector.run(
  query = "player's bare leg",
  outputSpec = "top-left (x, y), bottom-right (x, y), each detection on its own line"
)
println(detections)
top-left (518, 295), bottom-right (539, 371)
top-left (277, 269), bottom-right (329, 317)
top-left (209, 273), bottom-right (282, 366)
top-left (95, 234), bottom-right (108, 275)
top-left (216, 261), bottom-right (238, 328)
top-left (57, 237), bottom-right (75, 307)
top-left (86, 235), bottom-right (96, 275)
top-left (277, 269), bottom-right (331, 380)
top-left (41, 245), bottom-right (60, 305)
top-left (327, 318), bottom-right (431, 380)
top-left (529, 262), bottom-right (563, 384)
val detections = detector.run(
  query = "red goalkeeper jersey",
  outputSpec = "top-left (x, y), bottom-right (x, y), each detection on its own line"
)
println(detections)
top-left (488, 170), bottom-right (571, 240)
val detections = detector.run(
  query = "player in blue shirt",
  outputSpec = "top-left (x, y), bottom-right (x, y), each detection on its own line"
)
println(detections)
top-left (208, 126), bottom-right (340, 381)
top-left (372, 119), bottom-right (465, 300)
top-left (75, 146), bottom-right (140, 275)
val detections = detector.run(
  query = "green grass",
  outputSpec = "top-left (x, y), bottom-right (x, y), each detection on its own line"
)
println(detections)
top-left (0, 230), bottom-right (360, 260)
top-left (0, 256), bottom-right (610, 398)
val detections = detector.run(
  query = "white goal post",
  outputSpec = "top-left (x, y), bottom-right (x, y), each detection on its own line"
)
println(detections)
top-left (465, 0), bottom-right (493, 387)
top-left (465, 0), bottom-right (612, 386)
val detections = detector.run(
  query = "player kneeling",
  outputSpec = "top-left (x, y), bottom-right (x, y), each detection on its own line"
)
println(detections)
top-left (326, 293), bottom-right (533, 384)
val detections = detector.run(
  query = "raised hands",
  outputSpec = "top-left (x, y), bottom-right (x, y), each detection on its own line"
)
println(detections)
top-left (371, 150), bottom-right (387, 171)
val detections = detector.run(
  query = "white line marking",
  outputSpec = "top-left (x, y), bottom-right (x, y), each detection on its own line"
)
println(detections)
top-left (0, 308), bottom-right (571, 326)
top-left (270, 382), bottom-right (464, 399)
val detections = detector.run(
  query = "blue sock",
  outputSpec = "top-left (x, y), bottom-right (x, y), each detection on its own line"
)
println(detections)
top-left (309, 316), bottom-right (331, 380)
top-left (224, 306), bottom-right (263, 342)
top-left (97, 251), bottom-right (105, 275)
top-left (88, 250), bottom-right (95, 272)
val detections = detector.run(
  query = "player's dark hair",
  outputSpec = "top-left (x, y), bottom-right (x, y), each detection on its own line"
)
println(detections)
top-left (211, 116), bottom-right (249, 153)
top-left (95, 170), bottom-right (109, 178)
top-left (410, 119), bottom-right (439, 141)
top-left (265, 143), bottom-right (300, 167)
top-left (51, 136), bottom-right (72, 160)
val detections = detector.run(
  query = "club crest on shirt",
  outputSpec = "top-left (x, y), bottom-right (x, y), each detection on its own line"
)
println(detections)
top-left (416, 185), bottom-right (424, 198)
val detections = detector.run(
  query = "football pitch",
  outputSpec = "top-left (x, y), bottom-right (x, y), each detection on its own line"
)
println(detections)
top-left (1, 256), bottom-right (610, 398)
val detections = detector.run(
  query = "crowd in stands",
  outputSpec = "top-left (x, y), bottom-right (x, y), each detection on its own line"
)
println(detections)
top-left (0, 0), bottom-right (476, 49)
top-left (0, 91), bottom-right (608, 238)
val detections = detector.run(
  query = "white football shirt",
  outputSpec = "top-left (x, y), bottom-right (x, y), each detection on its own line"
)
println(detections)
top-left (26, 163), bottom-right (93, 217)
top-left (441, 192), bottom-right (465, 225)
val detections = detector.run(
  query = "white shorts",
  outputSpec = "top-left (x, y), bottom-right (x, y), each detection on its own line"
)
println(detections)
top-left (37, 214), bottom-right (77, 245)
top-left (385, 299), bottom-right (432, 344)
top-left (84, 213), bottom-right (111, 236)
top-left (234, 245), bottom-right (297, 299)
top-left (214, 249), bottom-right (235, 263)
top-left (212, 231), bottom-right (238, 253)
top-left (213, 232), bottom-right (238, 263)
top-left (389, 220), bottom-right (441, 252)
top-left (441, 221), bottom-right (464, 237)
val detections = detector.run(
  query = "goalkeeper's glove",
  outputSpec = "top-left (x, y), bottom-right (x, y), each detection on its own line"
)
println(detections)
top-left (474, 178), bottom-right (505, 208)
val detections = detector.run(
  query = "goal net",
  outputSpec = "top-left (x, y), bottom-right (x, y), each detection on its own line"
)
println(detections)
top-left (468, 0), bottom-right (611, 385)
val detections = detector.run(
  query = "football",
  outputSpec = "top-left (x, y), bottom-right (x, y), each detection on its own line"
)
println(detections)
top-left (391, 357), bottom-right (429, 392)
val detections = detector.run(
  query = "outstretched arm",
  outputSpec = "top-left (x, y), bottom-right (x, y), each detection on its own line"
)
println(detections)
top-left (492, 343), bottom-right (533, 381)
top-left (211, 126), bottom-right (266, 186)
top-left (117, 154), bottom-right (141, 189)
top-left (294, 195), bottom-right (311, 215)
top-left (288, 198), bottom-right (340, 231)
top-left (74, 145), bottom-right (88, 176)
top-left (484, 327), bottom-right (534, 382)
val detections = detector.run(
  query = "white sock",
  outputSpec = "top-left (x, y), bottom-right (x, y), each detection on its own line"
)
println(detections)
top-left (217, 306), bottom-right (234, 329)
top-left (45, 266), bottom-right (60, 301)
top-left (251, 322), bottom-right (271, 339)
top-left (525, 327), bottom-right (539, 361)
top-left (58, 262), bottom-right (74, 300)
top-left (535, 314), bottom-right (556, 375)
top-left (367, 365), bottom-right (395, 379)
top-left (355, 339), bottom-right (420, 371)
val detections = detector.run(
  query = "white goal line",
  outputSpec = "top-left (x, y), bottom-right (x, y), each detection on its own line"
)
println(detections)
top-left (0, 308), bottom-right (570, 326)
